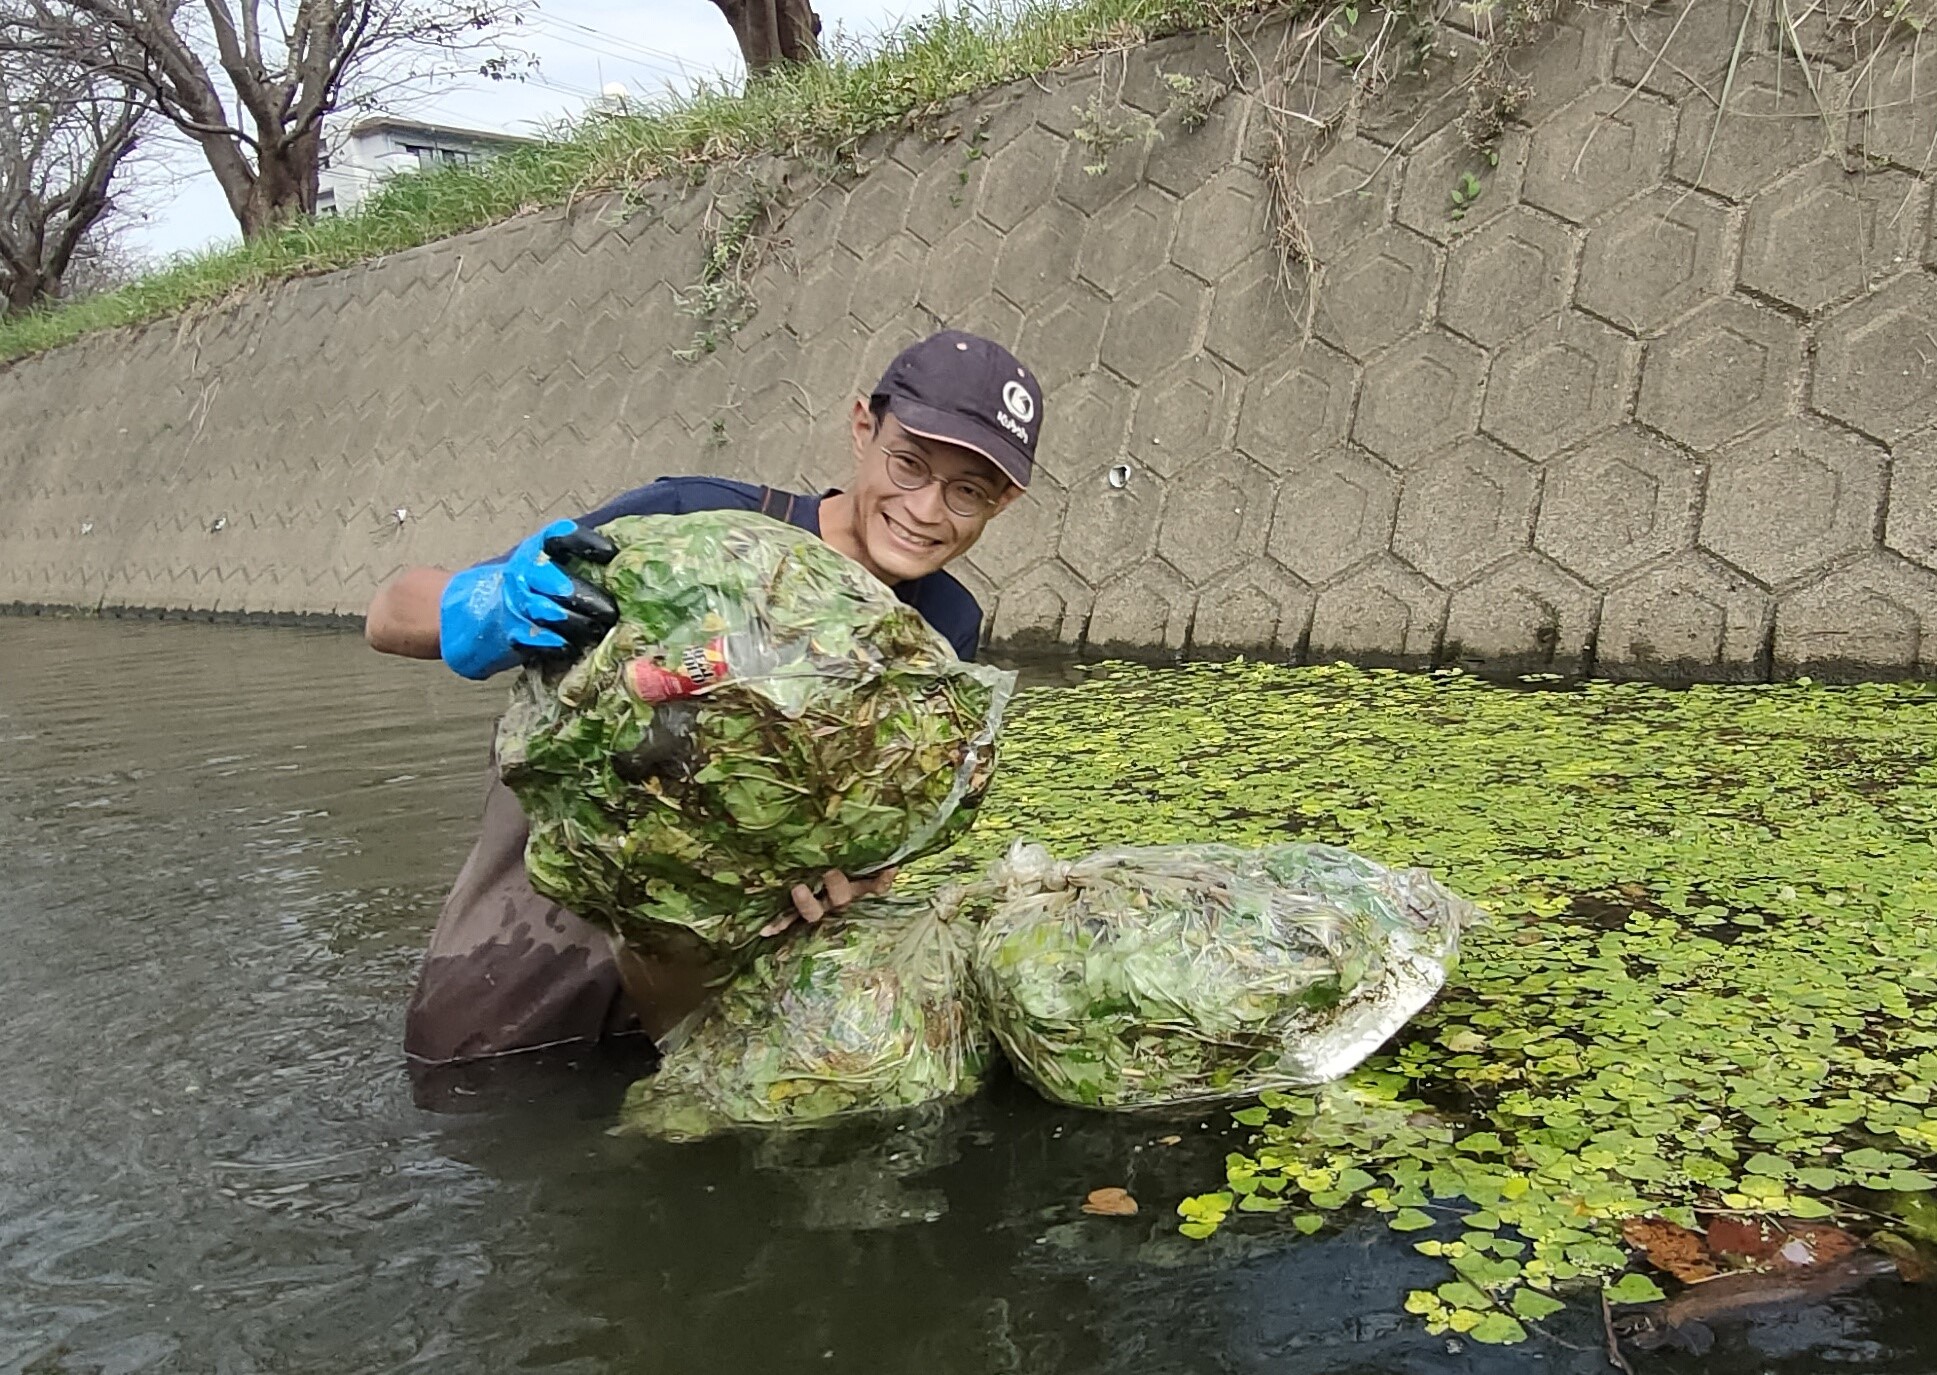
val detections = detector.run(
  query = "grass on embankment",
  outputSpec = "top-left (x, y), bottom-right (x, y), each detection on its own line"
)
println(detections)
top-left (0, 0), bottom-right (1287, 365)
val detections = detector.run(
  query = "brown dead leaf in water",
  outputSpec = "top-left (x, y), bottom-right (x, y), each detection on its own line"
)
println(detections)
top-left (1871, 1232), bottom-right (1931, 1284)
top-left (1083, 1187), bottom-right (1138, 1216)
top-left (1622, 1216), bottom-right (1720, 1282)
top-left (1706, 1216), bottom-right (1860, 1270)
top-left (1154, 1135), bottom-right (1182, 1147)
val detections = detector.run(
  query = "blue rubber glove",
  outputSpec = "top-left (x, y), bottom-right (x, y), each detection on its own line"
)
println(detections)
top-left (439, 520), bottom-right (619, 680)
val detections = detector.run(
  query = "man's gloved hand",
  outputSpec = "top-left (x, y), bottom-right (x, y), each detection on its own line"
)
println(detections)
top-left (439, 520), bottom-right (620, 680)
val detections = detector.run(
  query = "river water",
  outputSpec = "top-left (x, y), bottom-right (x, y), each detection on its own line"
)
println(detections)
top-left (1, 617), bottom-right (1927, 1375)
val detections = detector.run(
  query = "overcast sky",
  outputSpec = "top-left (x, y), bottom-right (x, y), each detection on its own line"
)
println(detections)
top-left (128, 0), bottom-right (930, 261)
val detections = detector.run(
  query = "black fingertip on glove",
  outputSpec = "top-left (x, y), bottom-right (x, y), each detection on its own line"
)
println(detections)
top-left (544, 525), bottom-right (619, 565)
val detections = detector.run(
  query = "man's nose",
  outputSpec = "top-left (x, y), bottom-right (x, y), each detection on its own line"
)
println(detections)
top-left (903, 477), bottom-right (950, 524)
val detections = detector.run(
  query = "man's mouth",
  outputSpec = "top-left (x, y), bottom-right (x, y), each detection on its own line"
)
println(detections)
top-left (881, 511), bottom-right (943, 553)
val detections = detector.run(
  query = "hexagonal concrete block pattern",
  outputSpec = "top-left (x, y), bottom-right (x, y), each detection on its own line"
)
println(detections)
top-left (1268, 447), bottom-right (1398, 585)
top-left (1205, 251), bottom-right (1308, 375)
top-left (1512, 11), bottom-right (1612, 124)
top-left (1191, 560), bottom-right (1316, 653)
top-left (1813, 273), bottom-right (1937, 444)
top-left (1597, 556), bottom-right (1772, 680)
top-left (1885, 429), bottom-right (1937, 571)
top-left (977, 125), bottom-right (1069, 233)
top-left (988, 559), bottom-right (1093, 648)
top-left (918, 218), bottom-right (1002, 322)
top-left (1701, 417), bottom-right (1887, 587)
top-left (1574, 187), bottom-right (1731, 335)
top-left (1128, 353), bottom-right (1238, 479)
top-left (1146, 102), bottom-right (1249, 200)
top-left (1173, 168), bottom-right (1272, 286)
top-left (838, 160), bottom-right (919, 256)
top-left (1058, 473), bottom-right (1165, 586)
top-left (1612, 0), bottom-right (1751, 100)
top-left (1299, 137), bottom-right (1400, 260)
top-left (1308, 558), bottom-right (1449, 663)
top-left (1077, 190), bottom-right (1179, 299)
top-left (1157, 451), bottom-right (1274, 585)
top-left (1740, 163), bottom-right (1926, 314)
top-left (1397, 123), bottom-right (1529, 245)
top-left (971, 476), bottom-right (1068, 583)
top-left (1394, 436), bottom-right (1538, 587)
top-left (1313, 228), bottom-right (1439, 361)
top-left (993, 201), bottom-right (1086, 306)
top-left (789, 249), bottom-right (861, 340)
top-left (1671, 57), bottom-right (1832, 202)
top-left (1637, 298), bottom-right (1805, 453)
top-left (1353, 329), bottom-right (1486, 468)
top-left (1443, 553), bottom-right (1598, 671)
top-left (1523, 88), bottom-right (1677, 226)
top-left (1860, 42), bottom-right (1937, 172)
top-left (1040, 368), bottom-right (1133, 487)
top-left (1440, 207), bottom-right (1577, 348)
top-left (1015, 283), bottom-right (1111, 392)
top-left (1100, 264), bottom-right (1212, 384)
top-left (1053, 127), bottom-right (1150, 217)
top-left (1235, 344), bottom-right (1358, 475)
top-left (1536, 427), bottom-right (1700, 585)
top-left (1774, 551), bottom-right (1937, 674)
top-left (848, 235), bottom-right (926, 331)
top-left (1483, 314), bottom-right (1639, 461)
top-left (905, 146), bottom-right (980, 247)
top-left (1087, 561), bottom-right (1194, 651)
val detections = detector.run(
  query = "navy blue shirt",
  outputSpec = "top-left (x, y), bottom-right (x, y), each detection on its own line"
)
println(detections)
top-left (570, 476), bottom-right (984, 661)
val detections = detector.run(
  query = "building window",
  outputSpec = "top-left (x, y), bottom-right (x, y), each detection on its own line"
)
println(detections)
top-left (402, 142), bottom-right (474, 170)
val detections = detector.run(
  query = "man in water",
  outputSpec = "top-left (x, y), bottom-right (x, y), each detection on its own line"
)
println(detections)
top-left (365, 330), bottom-right (1043, 1069)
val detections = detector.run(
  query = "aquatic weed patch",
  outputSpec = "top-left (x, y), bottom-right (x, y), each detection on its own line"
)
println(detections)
top-left (926, 661), bottom-right (1937, 1343)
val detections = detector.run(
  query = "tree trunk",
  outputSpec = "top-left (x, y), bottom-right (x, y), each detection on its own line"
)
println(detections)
top-left (709, 0), bottom-right (820, 75)
top-left (3, 268), bottom-right (47, 317)
top-left (235, 123), bottom-right (321, 238)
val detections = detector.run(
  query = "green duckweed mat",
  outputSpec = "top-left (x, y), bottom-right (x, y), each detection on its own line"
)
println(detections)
top-left (917, 660), bottom-right (1937, 1344)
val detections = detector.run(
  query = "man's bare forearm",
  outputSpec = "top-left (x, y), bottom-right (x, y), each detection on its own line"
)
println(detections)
top-left (366, 566), bottom-right (454, 660)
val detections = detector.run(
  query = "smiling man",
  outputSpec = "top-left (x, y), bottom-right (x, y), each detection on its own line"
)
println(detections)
top-left (365, 330), bottom-right (1041, 1070)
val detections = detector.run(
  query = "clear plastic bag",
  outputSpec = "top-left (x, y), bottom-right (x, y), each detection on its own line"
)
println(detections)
top-left (971, 841), bottom-right (1474, 1110)
top-left (496, 512), bottom-right (1015, 960)
top-left (615, 891), bottom-right (992, 1141)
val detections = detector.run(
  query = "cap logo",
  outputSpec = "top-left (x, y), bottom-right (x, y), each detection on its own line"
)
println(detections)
top-left (1002, 380), bottom-right (1036, 425)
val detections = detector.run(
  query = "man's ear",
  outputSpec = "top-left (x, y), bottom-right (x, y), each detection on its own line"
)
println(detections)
top-left (991, 483), bottom-right (1024, 516)
top-left (848, 397), bottom-right (876, 461)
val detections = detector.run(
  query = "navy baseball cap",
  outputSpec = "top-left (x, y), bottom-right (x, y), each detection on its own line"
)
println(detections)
top-left (870, 330), bottom-right (1043, 490)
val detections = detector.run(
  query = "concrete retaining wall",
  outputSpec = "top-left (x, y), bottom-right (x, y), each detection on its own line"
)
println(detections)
top-left (5, 0), bottom-right (1937, 677)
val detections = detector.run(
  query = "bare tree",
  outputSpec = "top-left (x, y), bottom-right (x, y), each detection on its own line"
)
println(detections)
top-left (709, 0), bottom-right (819, 76)
top-left (0, 45), bottom-right (144, 314)
top-left (2, 0), bottom-right (526, 240)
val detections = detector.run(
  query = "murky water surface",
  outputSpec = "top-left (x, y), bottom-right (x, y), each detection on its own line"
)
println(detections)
top-left (1, 618), bottom-right (1927, 1374)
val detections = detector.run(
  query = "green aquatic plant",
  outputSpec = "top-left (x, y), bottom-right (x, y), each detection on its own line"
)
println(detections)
top-left (616, 891), bottom-right (990, 1140)
top-left (912, 661), bottom-right (1937, 1345)
top-left (971, 840), bottom-right (1471, 1108)
top-left (498, 511), bottom-right (1012, 960)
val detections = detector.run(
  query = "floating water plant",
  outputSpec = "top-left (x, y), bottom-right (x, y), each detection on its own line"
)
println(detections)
top-left (926, 661), bottom-right (1937, 1345)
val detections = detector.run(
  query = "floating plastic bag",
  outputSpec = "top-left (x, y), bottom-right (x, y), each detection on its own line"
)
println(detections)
top-left (615, 891), bottom-right (992, 1140)
top-left (496, 512), bottom-right (1014, 960)
top-left (971, 841), bottom-right (1473, 1110)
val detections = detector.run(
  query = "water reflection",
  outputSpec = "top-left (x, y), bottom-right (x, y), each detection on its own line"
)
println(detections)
top-left (0, 617), bottom-right (1926, 1374)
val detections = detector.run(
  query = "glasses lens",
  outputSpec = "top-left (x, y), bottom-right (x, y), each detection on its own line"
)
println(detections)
top-left (885, 451), bottom-right (926, 491)
top-left (943, 482), bottom-right (995, 519)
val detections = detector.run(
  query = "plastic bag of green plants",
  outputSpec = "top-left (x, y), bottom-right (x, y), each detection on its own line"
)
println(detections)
top-left (496, 512), bottom-right (1015, 962)
top-left (971, 841), bottom-right (1475, 1110)
top-left (615, 890), bottom-right (992, 1141)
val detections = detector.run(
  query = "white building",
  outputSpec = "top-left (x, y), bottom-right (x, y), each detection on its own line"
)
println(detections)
top-left (316, 116), bottom-right (538, 216)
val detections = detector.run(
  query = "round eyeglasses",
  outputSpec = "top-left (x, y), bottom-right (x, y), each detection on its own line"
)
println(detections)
top-left (883, 450), bottom-right (1002, 519)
